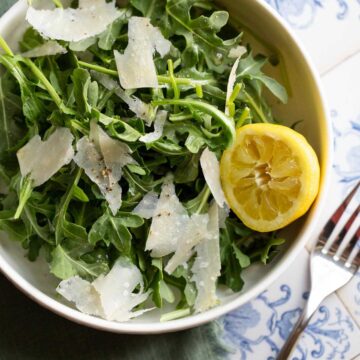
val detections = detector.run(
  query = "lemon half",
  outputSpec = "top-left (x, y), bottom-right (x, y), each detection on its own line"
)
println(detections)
top-left (220, 123), bottom-right (320, 232)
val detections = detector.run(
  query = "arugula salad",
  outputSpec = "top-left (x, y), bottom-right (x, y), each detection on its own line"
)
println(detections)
top-left (0, 0), bottom-right (287, 322)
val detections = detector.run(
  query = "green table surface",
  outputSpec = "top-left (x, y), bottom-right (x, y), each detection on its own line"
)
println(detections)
top-left (0, 2), bottom-right (226, 359)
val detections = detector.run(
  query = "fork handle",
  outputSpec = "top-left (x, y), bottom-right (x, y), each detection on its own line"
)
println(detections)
top-left (277, 301), bottom-right (317, 360)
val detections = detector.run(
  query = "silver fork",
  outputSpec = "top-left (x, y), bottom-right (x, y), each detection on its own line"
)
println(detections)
top-left (277, 182), bottom-right (360, 360)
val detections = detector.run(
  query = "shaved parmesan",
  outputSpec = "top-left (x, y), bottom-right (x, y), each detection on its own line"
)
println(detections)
top-left (200, 148), bottom-right (227, 208)
top-left (56, 276), bottom-right (104, 317)
top-left (192, 203), bottom-right (221, 313)
top-left (17, 127), bottom-right (74, 187)
top-left (69, 37), bottom-right (97, 52)
top-left (132, 192), bottom-right (159, 219)
top-left (26, 0), bottom-right (122, 42)
top-left (225, 57), bottom-right (240, 116)
top-left (92, 72), bottom-right (154, 125)
top-left (57, 258), bottom-right (152, 322)
top-left (114, 17), bottom-right (171, 89)
top-left (145, 177), bottom-right (189, 257)
top-left (229, 45), bottom-right (247, 59)
top-left (21, 40), bottom-right (67, 58)
top-left (92, 258), bottom-right (151, 321)
top-left (140, 110), bottom-right (167, 143)
top-left (90, 121), bottom-right (135, 170)
top-left (165, 214), bottom-right (209, 274)
top-left (74, 122), bottom-right (135, 215)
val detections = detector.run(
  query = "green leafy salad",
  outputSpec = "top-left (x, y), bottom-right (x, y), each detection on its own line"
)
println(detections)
top-left (0, 0), bottom-right (286, 322)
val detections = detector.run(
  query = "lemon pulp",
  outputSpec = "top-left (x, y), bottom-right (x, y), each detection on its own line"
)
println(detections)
top-left (220, 123), bottom-right (320, 232)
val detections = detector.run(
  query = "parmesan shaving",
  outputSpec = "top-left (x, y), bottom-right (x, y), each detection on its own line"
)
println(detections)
top-left (200, 148), bottom-right (227, 208)
top-left (91, 72), bottom-right (155, 125)
top-left (132, 192), bottom-right (159, 219)
top-left (229, 45), bottom-right (247, 59)
top-left (57, 258), bottom-right (152, 322)
top-left (191, 203), bottom-right (221, 313)
top-left (21, 40), bottom-right (67, 58)
top-left (26, 0), bottom-right (122, 42)
top-left (225, 57), bottom-right (240, 116)
top-left (114, 17), bottom-right (171, 89)
top-left (145, 177), bottom-right (189, 257)
top-left (165, 214), bottom-right (209, 274)
top-left (74, 122), bottom-right (135, 215)
top-left (92, 258), bottom-right (151, 321)
top-left (139, 110), bottom-right (167, 143)
top-left (56, 276), bottom-right (104, 317)
top-left (17, 127), bottom-right (74, 187)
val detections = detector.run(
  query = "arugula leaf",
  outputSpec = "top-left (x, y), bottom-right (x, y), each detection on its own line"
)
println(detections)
top-left (50, 244), bottom-right (108, 280)
top-left (93, 110), bottom-right (142, 142)
top-left (236, 53), bottom-right (288, 104)
top-left (172, 264), bottom-right (197, 307)
top-left (131, 0), bottom-right (165, 19)
top-left (89, 211), bottom-right (144, 255)
top-left (0, 210), bottom-right (29, 242)
top-left (166, 0), bottom-right (241, 72)
top-left (54, 169), bottom-right (88, 245)
top-left (98, 9), bottom-right (131, 50)
top-left (153, 98), bottom-right (235, 148)
top-left (0, 74), bottom-right (24, 158)
top-left (19, 28), bottom-right (44, 52)
top-left (151, 258), bottom-right (176, 307)
top-left (0, 55), bottom-right (44, 124)
top-left (174, 153), bottom-right (200, 184)
top-left (71, 68), bottom-right (92, 114)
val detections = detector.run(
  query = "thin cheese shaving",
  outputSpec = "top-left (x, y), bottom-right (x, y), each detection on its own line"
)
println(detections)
top-left (165, 214), bottom-right (209, 274)
top-left (228, 45), bottom-right (247, 59)
top-left (225, 57), bottom-right (240, 116)
top-left (200, 148), bottom-right (227, 208)
top-left (26, 0), bottom-right (122, 42)
top-left (140, 110), bottom-right (167, 143)
top-left (21, 40), bottom-right (67, 58)
top-left (91, 71), bottom-right (155, 125)
top-left (56, 276), bottom-right (104, 317)
top-left (74, 122), bottom-right (135, 215)
top-left (57, 258), bottom-right (152, 322)
top-left (132, 192), bottom-right (159, 219)
top-left (114, 17), bottom-right (171, 89)
top-left (17, 127), bottom-right (74, 187)
top-left (145, 177), bottom-right (189, 257)
top-left (191, 202), bottom-right (221, 313)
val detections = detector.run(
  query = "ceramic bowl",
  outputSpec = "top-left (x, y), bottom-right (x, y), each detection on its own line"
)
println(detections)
top-left (0, 0), bottom-right (331, 334)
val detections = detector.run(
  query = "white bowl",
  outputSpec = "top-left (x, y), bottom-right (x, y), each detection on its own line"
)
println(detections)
top-left (0, 0), bottom-right (331, 334)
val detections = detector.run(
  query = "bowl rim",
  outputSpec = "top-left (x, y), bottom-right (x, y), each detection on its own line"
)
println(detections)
top-left (0, 0), bottom-right (333, 334)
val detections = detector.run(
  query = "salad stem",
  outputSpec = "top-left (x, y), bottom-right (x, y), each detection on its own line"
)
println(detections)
top-left (52, 0), bottom-right (63, 8)
top-left (77, 61), bottom-right (215, 87)
top-left (78, 61), bottom-right (118, 77)
top-left (0, 35), bottom-right (14, 56)
top-left (21, 58), bottom-right (63, 110)
top-left (167, 59), bottom-right (180, 100)
top-left (14, 176), bottom-right (33, 220)
top-left (243, 91), bottom-right (269, 123)
top-left (152, 98), bottom-right (236, 146)
top-left (160, 308), bottom-right (191, 322)
top-left (195, 186), bottom-right (211, 214)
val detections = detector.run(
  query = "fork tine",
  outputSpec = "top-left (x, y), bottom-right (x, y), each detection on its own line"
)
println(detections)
top-left (333, 210), bottom-right (360, 260)
top-left (320, 181), bottom-right (360, 254)
top-left (345, 237), bottom-right (360, 268)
